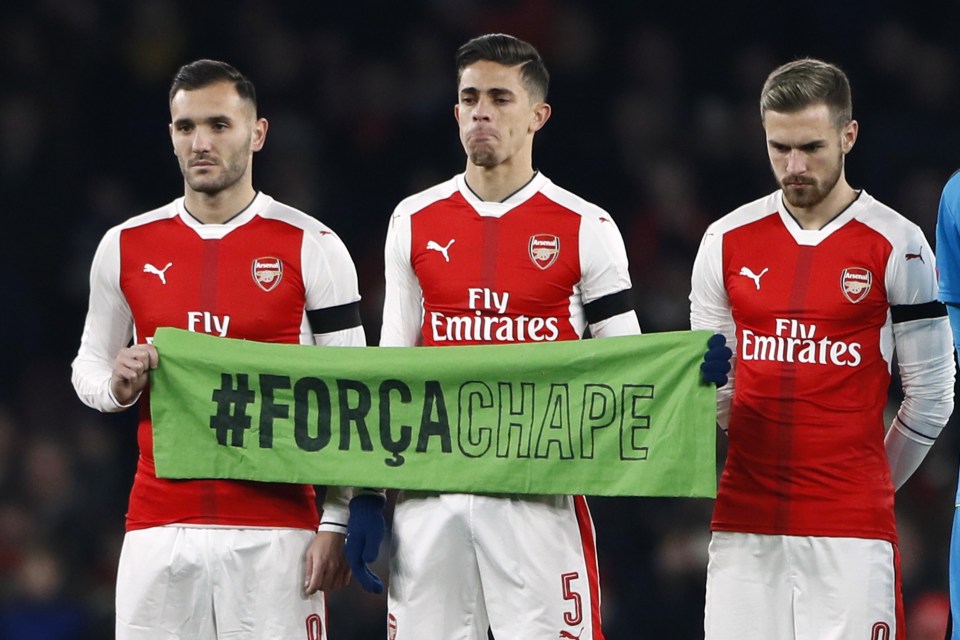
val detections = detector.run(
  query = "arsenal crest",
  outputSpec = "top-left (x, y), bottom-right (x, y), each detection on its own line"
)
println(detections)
top-left (252, 257), bottom-right (283, 292)
top-left (840, 267), bottom-right (871, 303)
top-left (529, 234), bottom-right (560, 270)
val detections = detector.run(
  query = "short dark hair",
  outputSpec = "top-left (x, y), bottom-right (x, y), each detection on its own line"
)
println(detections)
top-left (456, 33), bottom-right (549, 101)
top-left (760, 58), bottom-right (852, 129)
top-left (169, 59), bottom-right (257, 111)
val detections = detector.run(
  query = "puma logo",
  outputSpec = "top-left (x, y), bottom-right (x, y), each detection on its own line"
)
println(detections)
top-left (739, 266), bottom-right (768, 290)
top-left (144, 262), bottom-right (173, 284)
top-left (559, 628), bottom-right (583, 639)
top-left (426, 239), bottom-right (455, 263)
top-left (906, 247), bottom-right (924, 263)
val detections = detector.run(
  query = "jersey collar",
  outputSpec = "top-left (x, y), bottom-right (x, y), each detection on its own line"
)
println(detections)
top-left (175, 192), bottom-right (272, 239)
top-left (456, 172), bottom-right (549, 218)
top-left (774, 189), bottom-right (867, 246)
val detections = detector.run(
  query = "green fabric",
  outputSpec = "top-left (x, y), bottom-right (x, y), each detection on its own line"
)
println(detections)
top-left (150, 327), bottom-right (717, 497)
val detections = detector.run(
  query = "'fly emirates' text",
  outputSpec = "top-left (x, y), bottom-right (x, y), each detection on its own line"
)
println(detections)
top-left (740, 318), bottom-right (862, 366)
top-left (429, 287), bottom-right (560, 342)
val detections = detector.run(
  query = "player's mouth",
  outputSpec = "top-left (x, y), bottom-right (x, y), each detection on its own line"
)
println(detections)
top-left (468, 128), bottom-right (498, 142)
top-left (190, 154), bottom-right (217, 167)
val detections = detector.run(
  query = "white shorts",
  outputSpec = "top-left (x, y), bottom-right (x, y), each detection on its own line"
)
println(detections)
top-left (116, 526), bottom-right (326, 640)
top-left (704, 531), bottom-right (902, 640)
top-left (387, 492), bottom-right (604, 640)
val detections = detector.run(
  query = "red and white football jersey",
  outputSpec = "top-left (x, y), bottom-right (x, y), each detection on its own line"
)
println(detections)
top-left (72, 193), bottom-right (364, 531)
top-left (690, 190), bottom-right (942, 542)
top-left (380, 173), bottom-right (639, 347)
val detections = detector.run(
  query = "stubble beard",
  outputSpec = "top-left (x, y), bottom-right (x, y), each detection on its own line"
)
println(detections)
top-left (467, 146), bottom-right (499, 168)
top-left (183, 155), bottom-right (248, 195)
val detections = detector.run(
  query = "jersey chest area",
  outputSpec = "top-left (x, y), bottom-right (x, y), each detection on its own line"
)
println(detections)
top-left (409, 202), bottom-right (583, 318)
top-left (119, 218), bottom-right (307, 343)
top-left (723, 217), bottom-right (892, 338)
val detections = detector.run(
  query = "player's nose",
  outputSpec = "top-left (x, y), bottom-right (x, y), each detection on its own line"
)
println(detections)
top-left (472, 98), bottom-right (493, 121)
top-left (785, 149), bottom-right (807, 174)
top-left (191, 129), bottom-right (213, 152)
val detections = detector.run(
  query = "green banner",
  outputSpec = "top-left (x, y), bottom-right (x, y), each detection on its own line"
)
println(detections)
top-left (150, 328), bottom-right (717, 497)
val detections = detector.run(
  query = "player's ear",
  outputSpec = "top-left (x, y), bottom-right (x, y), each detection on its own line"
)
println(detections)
top-left (251, 117), bottom-right (268, 152)
top-left (530, 102), bottom-right (551, 133)
top-left (841, 119), bottom-right (858, 155)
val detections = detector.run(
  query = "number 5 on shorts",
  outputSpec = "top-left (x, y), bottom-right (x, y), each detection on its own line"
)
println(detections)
top-left (561, 572), bottom-right (583, 626)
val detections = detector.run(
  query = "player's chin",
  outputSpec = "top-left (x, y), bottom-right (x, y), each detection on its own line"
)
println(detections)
top-left (186, 176), bottom-right (226, 194)
top-left (467, 149), bottom-right (500, 167)
top-left (782, 185), bottom-right (823, 208)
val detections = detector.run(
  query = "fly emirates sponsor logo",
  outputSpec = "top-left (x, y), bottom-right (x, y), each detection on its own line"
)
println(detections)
top-left (429, 287), bottom-right (560, 342)
top-left (741, 318), bottom-right (861, 367)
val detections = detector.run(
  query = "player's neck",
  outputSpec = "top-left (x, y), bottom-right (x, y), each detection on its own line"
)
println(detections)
top-left (183, 182), bottom-right (258, 225)
top-left (464, 162), bottom-right (536, 203)
top-left (786, 181), bottom-right (858, 231)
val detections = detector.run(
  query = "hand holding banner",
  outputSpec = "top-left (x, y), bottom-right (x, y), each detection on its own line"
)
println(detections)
top-left (150, 328), bottom-right (717, 497)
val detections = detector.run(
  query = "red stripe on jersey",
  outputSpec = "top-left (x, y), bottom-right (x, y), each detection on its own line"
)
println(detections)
top-left (573, 496), bottom-right (605, 640)
top-left (198, 237), bottom-right (220, 519)
top-left (200, 238), bottom-right (220, 309)
top-left (481, 217), bottom-right (499, 288)
top-left (772, 245), bottom-right (815, 531)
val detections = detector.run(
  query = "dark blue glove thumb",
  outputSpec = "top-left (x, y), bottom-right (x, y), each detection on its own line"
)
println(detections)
top-left (344, 493), bottom-right (386, 594)
top-left (701, 333), bottom-right (733, 387)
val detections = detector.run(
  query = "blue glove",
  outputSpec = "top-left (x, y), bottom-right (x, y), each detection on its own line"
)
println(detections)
top-left (701, 333), bottom-right (732, 387)
top-left (344, 493), bottom-right (386, 594)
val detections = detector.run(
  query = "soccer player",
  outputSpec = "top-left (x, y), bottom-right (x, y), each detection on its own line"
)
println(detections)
top-left (936, 170), bottom-right (960, 640)
top-left (374, 33), bottom-right (640, 640)
top-left (71, 59), bottom-right (373, 640)
top-left (690, 57), bottom-right (955, 639)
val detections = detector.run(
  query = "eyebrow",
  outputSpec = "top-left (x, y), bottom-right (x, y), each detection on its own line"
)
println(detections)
top-left (769, 139), bottom-right (826, 150)
top-left (172, 114), bottom-right (235, 127)
top-left (459, 87), bottom-right (516, 97)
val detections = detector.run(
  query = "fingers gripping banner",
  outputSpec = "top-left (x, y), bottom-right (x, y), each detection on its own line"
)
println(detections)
top-left (150, 328), bottom-right (717, 497)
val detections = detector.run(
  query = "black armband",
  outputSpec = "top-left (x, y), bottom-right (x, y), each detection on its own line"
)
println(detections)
top-left (890, 300), bottom-right (947, 324)
top-left (307, 300), bottom-right (362, 334)
top-left (584, 289), bottom-right (634, 325)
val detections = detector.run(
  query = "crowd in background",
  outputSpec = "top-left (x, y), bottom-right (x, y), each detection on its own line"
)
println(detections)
top-left (1, 1), bottom-right (959, 638)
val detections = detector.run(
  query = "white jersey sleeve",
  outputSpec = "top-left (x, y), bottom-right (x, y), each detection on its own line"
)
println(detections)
top-left (302, 227), bottom-right (366, 348)
top-left (882, 222), bottom-right (954, 488)
top-left (380, 210), bottom-right (424, 347)
top-left (689, 226), bottom-right (737, 430)
top-left (579, 212), bottom-right (641, 338)
top-left (71, 225), bottom-right (136, 412)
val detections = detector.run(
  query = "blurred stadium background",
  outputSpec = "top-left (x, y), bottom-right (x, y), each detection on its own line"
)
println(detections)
top-left (1, 1), bottom-right (959, 638)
